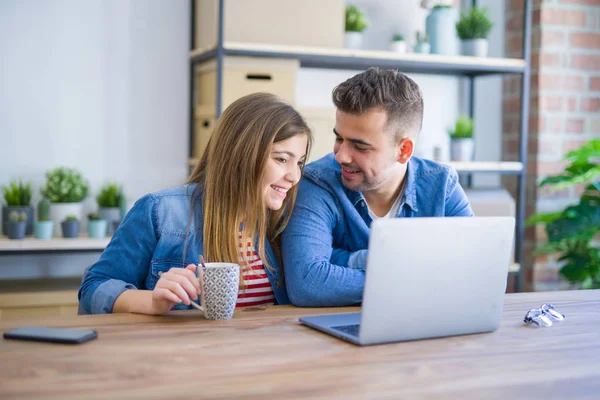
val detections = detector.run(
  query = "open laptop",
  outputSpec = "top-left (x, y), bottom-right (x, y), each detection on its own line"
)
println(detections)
top-left (300, 216), bottom-right (515, 345)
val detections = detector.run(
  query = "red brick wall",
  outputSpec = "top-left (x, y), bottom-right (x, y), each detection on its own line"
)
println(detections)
top-left (503, 0), bottom-right (600, 292)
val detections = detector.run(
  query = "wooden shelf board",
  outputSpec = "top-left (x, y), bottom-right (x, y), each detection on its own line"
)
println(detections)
top-left (0, 234), bottom-right (110, 252)
top-left (190, 42), bottom-right (526, 75)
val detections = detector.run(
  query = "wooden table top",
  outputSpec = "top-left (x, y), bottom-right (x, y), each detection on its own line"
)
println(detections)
top-left (1, 290), bottom-right (599, 399)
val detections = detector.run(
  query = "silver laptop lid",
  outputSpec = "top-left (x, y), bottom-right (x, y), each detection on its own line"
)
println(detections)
top-left (359, 217), bottom-right (515, 345)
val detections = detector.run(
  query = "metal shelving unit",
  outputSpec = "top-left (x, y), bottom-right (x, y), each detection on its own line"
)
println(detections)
top-left (188, 0), bottom-right (532, 291)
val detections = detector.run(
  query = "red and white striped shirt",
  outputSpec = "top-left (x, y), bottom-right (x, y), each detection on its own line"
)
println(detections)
top-left (236, 235), bottom-right (275, 307)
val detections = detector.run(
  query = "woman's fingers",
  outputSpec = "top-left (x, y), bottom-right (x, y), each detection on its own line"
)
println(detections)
top-left (168, 268), bottom-right (200, 298)
top-left (159, 278), bottom-right (194, 305)
top-left (154, 287), bottom-right (184, 305)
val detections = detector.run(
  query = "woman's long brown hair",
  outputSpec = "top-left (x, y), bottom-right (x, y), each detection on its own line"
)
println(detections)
top-left (186, 93), bottom-right (312, 285)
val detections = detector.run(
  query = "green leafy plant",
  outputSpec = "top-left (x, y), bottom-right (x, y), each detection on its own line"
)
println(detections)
top-left (8, 211), bottom-right (27, 223)
top-left (63, 214), bottom-right (79, 223)
top-left (456, 7), bottom-right (494, 40)
top-left (345, 5), bottom-right (369, 32)
top-left (37, 198), bottom-right (51, 222)
top-left (2, 180), bottom-right (32, 206)
top-left (88, 213), bottom-right (102, 221)
top-left (40, 167), bottom-right (89, 203)
top-left (392, 34), bottom-right (404, 42)
top-left (96, 183), bottom-right (123, 208)
top-left (415, 31), bottom-right (429, 44)
top-left (526, 139), bottom-right (600, 289)
top-left (449, 115), bottom-right (474, 139)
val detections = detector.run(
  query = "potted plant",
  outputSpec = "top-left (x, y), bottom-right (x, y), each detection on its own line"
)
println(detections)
top-left (456, 7), bottom-right (494, 57)
top-left (97, 183), bottom-right (124, 234)
top-left (34, 198), bottom-right (54, 240)
top-left (389, 34), bottom-right (406, 53)
top-left (413, 31), bottom-right (430, 54)
top-left (424, 3), bottom-right (458, 55)
top-left (449, 115), bottom-right (475, 162)
top-left (6, 211), bottom-right (27, 240)
top-left (61, 215), bottom-right (80, 238)
top-left (526, 139), bottom-right (600, 289)
top-left (344, 4), bottom-right (369, 49)
top-left (2, 180), bottom-right (33, 236)
top-left (40, 167), bottom-right (89, 236)
top-left (87, 213), bottom-right (108, 239)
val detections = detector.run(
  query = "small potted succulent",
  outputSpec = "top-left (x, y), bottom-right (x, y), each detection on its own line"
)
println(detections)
top-left (456, 7), bottom-right (494, 57)
top-left (87, 213), bottom-right (108, 239)
top-left (389, 34), bottom-right (406, 53)
top-left (34, 198), bottom-right (54, 240)
top-left (449, 115), bottom-right (475, 162)
top-left (96, 183), bottom-right (124, 234)
top-left (41, 167), bottom-right (89, 236)
top-left (344, 4), bottom-right (369, 49)
top-left (413, 31), bottom-right (430, 54)
top-left (61, 215), bottom-right (80, 238)
top-left (6, 211), bottom-right (27, 240)
top-left (2, 180), bottom-right (33, 236)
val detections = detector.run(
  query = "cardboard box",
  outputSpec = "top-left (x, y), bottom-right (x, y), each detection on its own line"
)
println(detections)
top-left (195, 0), bottom-right (344, 50)
top-left (195, 56), bottom-right (298, 114)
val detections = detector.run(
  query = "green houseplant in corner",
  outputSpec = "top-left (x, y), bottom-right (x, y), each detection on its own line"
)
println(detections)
top-left (344, 4), bottom-right (369, 49)
top-left (526, 139), bottom-right (600, 289)
top-left (456, 7), bottom-right (494, 57)
top-left (97, 183), bottom-right (124, 234)
top-left (449, 115), bottom-right (474, 162)
top-left (2, 180), bottom-right (33, 236)
top-left (40, 167), bottom-right (89, 237)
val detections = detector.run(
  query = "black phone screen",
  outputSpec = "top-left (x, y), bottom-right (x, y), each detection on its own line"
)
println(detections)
top-left (3, 326), bottom-right (98, 344)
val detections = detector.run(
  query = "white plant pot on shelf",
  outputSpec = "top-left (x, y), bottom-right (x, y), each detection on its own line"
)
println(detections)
top-left (462, 39), bottom-right (488, 57)
top-left (344, 32), bottom-right (363, 49)
top-left (388, 41), bottom-right (407, 53)
top-left (49, 203), bottom-right (83, 237)
top-left (450, 138), bottom-right (475, 162)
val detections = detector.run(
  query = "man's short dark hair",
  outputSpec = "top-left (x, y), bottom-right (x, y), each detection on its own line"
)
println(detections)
top-left (332, 67), bottom-right (424, 141)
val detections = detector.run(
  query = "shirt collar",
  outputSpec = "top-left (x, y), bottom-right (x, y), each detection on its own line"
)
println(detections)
top-left (346, 158), bottom-right (420, 213)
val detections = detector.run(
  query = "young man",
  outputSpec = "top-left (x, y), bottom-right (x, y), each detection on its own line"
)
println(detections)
top-left (281, 68), bottom-right (474, 307)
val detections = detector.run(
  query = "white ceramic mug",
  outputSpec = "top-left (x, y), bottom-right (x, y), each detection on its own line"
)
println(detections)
top-left (196, 262), bottom-right (240, 320)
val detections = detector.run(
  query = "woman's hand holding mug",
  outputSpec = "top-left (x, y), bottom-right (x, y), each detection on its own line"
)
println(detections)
top-left (150, 264), bottom-right (201, 315)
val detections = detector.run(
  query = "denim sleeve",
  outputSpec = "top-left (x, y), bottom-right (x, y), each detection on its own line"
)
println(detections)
top-left (332, 248), bottom-right (368, 270)
top-left (445, 170), bottom-right (475, 217)
top-left (78, 194), bottom-right (158, 314)
top-left (282, 178), bottom-right (365, 307)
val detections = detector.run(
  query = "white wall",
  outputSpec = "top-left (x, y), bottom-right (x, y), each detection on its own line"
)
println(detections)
top-left (0, 0), bottom-right (189, 278)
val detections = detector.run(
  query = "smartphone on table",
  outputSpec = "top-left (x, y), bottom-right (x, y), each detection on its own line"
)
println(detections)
top-left (3, 326), bottom-right (98, 344)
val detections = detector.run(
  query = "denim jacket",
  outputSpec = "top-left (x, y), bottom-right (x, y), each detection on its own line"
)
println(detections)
top-left (281, 154), bottom-right (474, 307)
top-left (79, 185), bottom-right (289, 314)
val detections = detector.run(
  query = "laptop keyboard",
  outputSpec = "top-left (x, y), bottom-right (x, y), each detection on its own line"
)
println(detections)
top-left (332, 324), bottom-right (360, 337)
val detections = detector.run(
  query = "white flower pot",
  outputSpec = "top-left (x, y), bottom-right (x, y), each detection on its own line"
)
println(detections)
top-left (462, 39), bottom-right (488, 57)
top-left (344, 32), bottom-right (364, 49)
top-left (388, 41), bottom-right (407, 53)
top-left (50, 203), bottom-right (83, 237)
top-left (450, 139), bottom-right (475, 162)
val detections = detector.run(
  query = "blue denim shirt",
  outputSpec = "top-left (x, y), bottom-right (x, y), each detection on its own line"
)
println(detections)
top-left (281, 154), bottom-right (474, 307)
top-left (79, 185), bottom-right (289, 314)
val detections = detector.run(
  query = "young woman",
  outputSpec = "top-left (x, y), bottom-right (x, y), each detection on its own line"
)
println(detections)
top-left (79, 93), bottom-right (312, 314)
